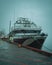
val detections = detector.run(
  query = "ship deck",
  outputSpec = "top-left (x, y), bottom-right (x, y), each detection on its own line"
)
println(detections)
top-left (0, 39), bottom-right (52, 65)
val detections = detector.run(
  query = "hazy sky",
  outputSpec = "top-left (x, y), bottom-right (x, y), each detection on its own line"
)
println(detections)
top-left (0, 0), bottom-right (52, 53)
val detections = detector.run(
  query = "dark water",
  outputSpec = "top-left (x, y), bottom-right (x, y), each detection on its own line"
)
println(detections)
top-left (0, 40), bottom-right (52, 65)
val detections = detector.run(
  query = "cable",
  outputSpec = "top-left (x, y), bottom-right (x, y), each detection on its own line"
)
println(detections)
top-left (43, 45), bottom-right (52, 52)
top-left (36, 40), bottom-right (52, 52)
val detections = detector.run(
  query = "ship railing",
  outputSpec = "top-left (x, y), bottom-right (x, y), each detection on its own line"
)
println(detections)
top-left (14, 34), bottom-right (47, 39)
top-left (11, 27), bottom-right (41, 31)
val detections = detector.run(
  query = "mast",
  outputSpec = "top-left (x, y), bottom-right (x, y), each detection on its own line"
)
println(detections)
top-left (9, 20), bottom-right (11, 37)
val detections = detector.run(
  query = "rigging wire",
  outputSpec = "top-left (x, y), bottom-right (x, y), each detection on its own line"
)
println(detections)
top-left (43, 45), bottom-right (52, 52)
top-left (36, 40), bottom-right (52, 52)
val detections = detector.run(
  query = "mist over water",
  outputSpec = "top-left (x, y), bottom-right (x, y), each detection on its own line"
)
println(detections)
top-left (0, 0), bottom-right (52, 53)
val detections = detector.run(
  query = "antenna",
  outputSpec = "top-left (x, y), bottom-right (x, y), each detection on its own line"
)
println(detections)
top-left (14, 8), bottom-right (15, 22)
top-left (13, 8), bottom-right (15, 30)
top-left (9, 20), bottom-right (11, 34)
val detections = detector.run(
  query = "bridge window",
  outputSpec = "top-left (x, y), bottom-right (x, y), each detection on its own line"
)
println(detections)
top-left (13, 30), bottom-right (39, 33)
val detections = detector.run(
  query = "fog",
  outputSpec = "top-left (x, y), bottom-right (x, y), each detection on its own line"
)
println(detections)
top-left (0, 0), bottom-right (52, 53)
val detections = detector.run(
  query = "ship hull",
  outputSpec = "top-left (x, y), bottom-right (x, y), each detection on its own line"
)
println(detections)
top-left (13, 37), bottom-right (46, 49)
top-left (28, 39), bottom-right (45, 49)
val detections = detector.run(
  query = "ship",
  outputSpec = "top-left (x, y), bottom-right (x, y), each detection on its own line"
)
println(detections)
top-left (9, 17), bottom-right (48, 49)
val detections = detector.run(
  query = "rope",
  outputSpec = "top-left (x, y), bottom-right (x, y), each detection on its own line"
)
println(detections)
top-left (36, 40), bottom-right (52, 52)
top-left (43, 45), bottom-right (52, 52)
